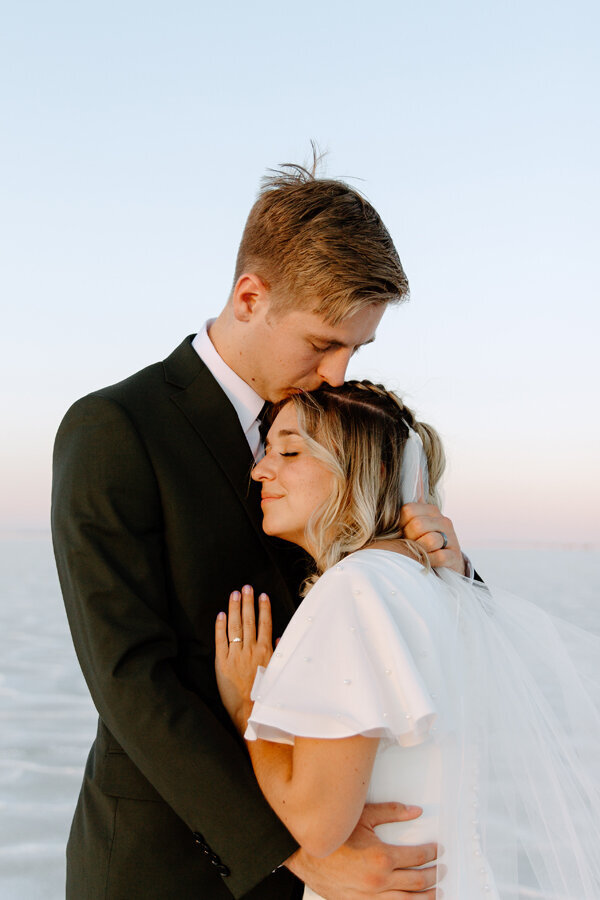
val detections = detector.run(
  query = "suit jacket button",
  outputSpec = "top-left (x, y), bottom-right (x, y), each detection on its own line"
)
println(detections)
top-left (217, 864), bottom-right (231, 877)
top-left (192, 832), bottom-right (209, 852)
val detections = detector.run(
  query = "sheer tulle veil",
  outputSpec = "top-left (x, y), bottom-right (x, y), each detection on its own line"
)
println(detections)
top-left (403, 429), bottom-right (600, 898)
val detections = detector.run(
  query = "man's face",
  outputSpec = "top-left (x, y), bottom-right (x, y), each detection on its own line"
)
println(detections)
top-left (245, 300), bottom-right (385, 402)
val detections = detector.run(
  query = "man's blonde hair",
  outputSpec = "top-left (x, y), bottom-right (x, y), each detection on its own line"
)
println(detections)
top-left (263, 381), bottom-right (445, 591)
top-left (234, 152), bottom-right (409, 325)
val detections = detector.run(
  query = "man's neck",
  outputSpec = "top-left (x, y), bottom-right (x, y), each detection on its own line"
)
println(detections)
top-left (208, 312), bottom-right (237, 370)
top-left (208, 311), bottom-right (255, 387)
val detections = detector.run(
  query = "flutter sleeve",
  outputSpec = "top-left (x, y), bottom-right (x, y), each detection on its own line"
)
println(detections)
top-left (245, 555), bottom-right (437, 748)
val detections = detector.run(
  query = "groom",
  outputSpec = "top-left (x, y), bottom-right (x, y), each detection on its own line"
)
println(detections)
top-left (52, 160), bottom-right (466, 899)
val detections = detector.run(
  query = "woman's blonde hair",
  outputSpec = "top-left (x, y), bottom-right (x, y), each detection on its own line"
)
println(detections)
top-left (263, 381), bottom-right (445, 592)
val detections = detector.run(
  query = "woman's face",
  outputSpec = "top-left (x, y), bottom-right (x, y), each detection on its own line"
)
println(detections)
top-left (251, 403), bottom-right (333, 555)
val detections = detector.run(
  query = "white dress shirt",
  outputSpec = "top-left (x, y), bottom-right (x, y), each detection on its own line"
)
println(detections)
top-left (192, 321), bottom-right (265, 460)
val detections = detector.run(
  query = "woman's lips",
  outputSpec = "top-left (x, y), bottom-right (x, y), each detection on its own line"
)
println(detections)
top-left (261, 494), bottom-right (283, 504)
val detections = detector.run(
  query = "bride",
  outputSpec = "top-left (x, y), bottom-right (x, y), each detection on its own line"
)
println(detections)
top-left (214, 380), bottom-right (600, 899)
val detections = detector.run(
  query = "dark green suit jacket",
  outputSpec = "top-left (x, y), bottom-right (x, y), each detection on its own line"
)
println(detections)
top-left (52, 336), bottom-right (307, 899)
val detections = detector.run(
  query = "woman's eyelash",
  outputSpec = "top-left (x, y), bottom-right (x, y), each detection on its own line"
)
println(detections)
top-left (280, 451), bottom-right (299, 457)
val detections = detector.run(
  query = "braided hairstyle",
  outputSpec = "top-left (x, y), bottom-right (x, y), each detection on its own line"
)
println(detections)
top-left (262, 380), bottom-right (445, 590)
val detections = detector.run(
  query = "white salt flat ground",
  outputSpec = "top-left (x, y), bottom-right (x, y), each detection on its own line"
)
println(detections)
top-left (1, 535), bottom-right (599, 899)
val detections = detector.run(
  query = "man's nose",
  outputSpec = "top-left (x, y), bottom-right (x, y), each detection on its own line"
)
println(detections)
top-left (317, 349), bottom-right (352, 387)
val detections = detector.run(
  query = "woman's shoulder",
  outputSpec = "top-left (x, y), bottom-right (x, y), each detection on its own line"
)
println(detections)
top-left (324, 546), bottom-right (429, 582)
top-left (308, 547), bottom-right (436, 609)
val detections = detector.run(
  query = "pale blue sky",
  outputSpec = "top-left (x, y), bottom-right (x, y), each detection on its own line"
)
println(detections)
top-left (1, 0), bottom-right (598, 544)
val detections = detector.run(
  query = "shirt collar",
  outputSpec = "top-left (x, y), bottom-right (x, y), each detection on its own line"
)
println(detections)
top-left (192, 320), bottom-right (264, 436)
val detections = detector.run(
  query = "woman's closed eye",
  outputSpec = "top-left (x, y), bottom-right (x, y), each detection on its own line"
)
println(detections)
top-left (280, 451), bottom-right (299, 457)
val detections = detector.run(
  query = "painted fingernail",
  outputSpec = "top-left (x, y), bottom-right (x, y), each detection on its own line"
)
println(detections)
top-left (259, 593), bottom-right (268, 602)
top-left (242, 584), bottom-right (252, 593)
top-left (231, 591), bottom-right (240, 601)
top-left (217, 611), bottom-right (226, 620)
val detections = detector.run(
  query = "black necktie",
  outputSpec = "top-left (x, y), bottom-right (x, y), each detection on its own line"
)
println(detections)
top-left (257, 402), bottom-right (270, 443)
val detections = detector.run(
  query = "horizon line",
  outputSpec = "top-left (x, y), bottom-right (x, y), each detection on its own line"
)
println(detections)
top-left (1, 528), bottom-right (599, 553)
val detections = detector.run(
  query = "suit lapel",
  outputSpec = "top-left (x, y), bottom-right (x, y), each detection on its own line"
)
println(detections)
top-left (173, 369), bottom-right (264, 528)
top-left (163, 337), bottom-right (298, 611)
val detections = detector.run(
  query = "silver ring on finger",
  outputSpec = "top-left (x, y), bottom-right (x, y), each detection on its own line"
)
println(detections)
top-left (437, 531), bottom-right (448, 550)
top-left (231, 637), bottom-right (243, 644)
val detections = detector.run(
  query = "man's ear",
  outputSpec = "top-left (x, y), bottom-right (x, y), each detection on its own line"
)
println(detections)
top-left (231, 273), bottom-right (271, 322)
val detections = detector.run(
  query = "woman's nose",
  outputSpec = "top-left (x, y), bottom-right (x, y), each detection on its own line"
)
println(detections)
top-left (251, 457), bottom-right (272, 482)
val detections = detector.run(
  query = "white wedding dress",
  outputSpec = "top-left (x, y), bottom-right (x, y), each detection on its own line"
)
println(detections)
top-left (246, 549), bottom-right (600, 899)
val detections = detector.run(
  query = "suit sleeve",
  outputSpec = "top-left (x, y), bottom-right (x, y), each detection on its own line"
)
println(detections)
top-left (51, 393), bottom-right (298, 898)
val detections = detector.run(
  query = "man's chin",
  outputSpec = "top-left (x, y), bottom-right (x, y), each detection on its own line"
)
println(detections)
top-left (267, 383), bottom-right (320, 402)
top-left (281, 384), bottom-right (320, 398)
top-left (269, 387), bottom-right (301, 402)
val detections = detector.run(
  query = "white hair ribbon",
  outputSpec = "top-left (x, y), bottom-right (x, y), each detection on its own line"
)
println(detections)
top-left (400, 428), bottom-right (429, 504)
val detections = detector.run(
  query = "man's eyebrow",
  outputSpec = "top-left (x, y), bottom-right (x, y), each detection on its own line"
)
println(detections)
top-left (308, 334), bottom-right (376, 349)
